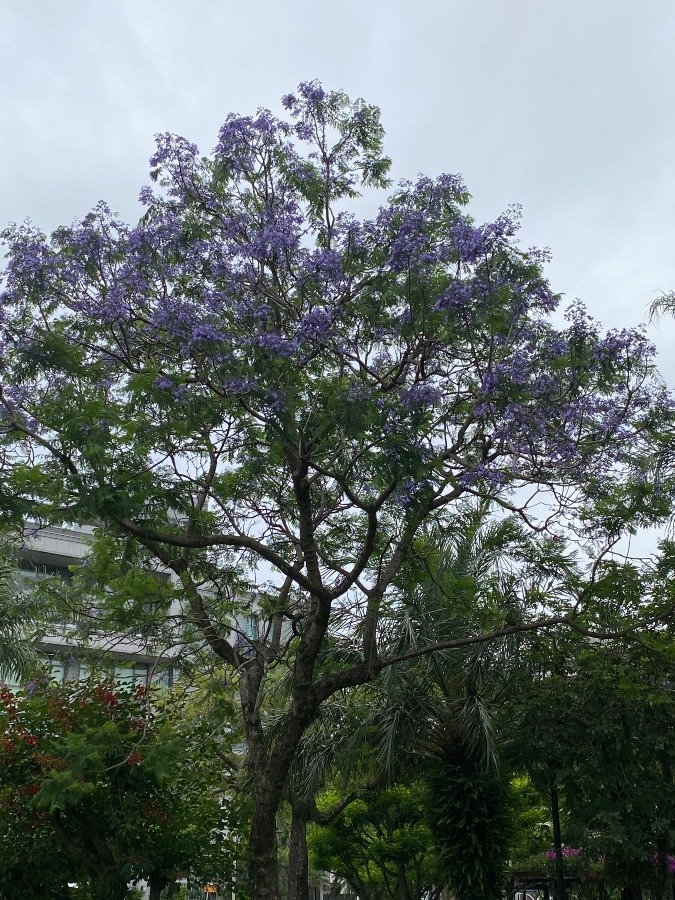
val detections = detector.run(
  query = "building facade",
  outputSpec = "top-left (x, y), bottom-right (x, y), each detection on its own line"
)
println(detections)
top-left (6, 523), bottom-right (175, 689)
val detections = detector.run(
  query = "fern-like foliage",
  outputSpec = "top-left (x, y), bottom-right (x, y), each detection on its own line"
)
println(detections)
top-left (426, 741), bottom-right (514, 900)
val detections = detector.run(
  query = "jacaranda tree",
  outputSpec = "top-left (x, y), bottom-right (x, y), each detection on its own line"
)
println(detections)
top-left (1, 82), bottom-right (672, 899)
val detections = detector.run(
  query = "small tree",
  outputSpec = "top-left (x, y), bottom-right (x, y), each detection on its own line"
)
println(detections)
top-left (503, 607), bottom-right (675, 899)
top-left (1, 82), bottom-right (672, 899)
top-left (0, 681), bottom-right (235, 900)
top-left (309, 783), bottom-right (439, 900)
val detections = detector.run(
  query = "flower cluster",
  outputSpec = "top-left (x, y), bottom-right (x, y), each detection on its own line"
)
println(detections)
top-left (651, 853), bottom-right (675, 875)
top-left (0, 79), bottom-right (669, 572)
top-left (545, 847), bottom-right (582, 859)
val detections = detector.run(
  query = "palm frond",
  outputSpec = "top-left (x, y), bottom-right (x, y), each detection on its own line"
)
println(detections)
top-left (649, 290), bottom-right (675, 323)
top-left (0, 555), bottom-right (40, 682)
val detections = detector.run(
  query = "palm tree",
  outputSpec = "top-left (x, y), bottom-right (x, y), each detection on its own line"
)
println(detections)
top-left (361, 501), bottom-right (581, 900)
top-left (279, 500), bottom-right (582, 900)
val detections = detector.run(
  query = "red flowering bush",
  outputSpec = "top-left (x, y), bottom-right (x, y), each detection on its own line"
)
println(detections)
top-left (0, 680), bottom-right (236, 900)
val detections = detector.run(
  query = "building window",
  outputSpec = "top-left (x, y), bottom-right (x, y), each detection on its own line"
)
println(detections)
top-left (48, 658), bottom-right (66, 683)
top-left (152, 667), bottom-right (172, 688)
top-left (78, 662), bottom-right (95, 683)
top-left (17, 560), bottom-right (72, 590)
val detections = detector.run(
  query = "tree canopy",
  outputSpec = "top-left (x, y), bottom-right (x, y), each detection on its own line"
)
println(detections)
top-left (0, 680), bottom-right (235, 900)
top-left (1, 81), bottom-right (673, 900)
top-left (504, 628), bottom-right (675, 898)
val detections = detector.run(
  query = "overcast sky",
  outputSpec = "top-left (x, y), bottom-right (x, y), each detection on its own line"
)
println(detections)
top-left (2, 0), bottom-right (675, 379)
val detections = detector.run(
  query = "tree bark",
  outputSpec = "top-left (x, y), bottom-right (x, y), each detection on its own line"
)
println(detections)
top-left (397, 861), bottom-right (411, 900)
top-left (238, 575), bottom-right (328, 900)
top-left (288, 812), bottom-right (310, 900)
top-left (239, 651), bottom-right (287, 900)
top-left (249, 800), bottom-right (282, 900)
top-left (148, 874), bottom-right (170, 900)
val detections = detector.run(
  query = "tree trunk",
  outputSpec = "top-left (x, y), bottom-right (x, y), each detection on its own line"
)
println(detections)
top-left (397, 862), bottom-right (411, 900)
top-left (249, 800), bottom-right (282, 900)
top-left (240, 651), bottom-right (324, 900)
top-left (288, 812), bottom-right (310, 900)
top-left (149, 874), bottom-right (170, 900)
top-left (550, 776), bottom-right (566, 900)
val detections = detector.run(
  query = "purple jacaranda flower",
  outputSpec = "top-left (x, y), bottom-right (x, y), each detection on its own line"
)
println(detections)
top-left (297, 80), bottom-right (326, 104)
top-left (451, 218), bottom-right (486, 263)
top-left (433, 280), bottom-right (476, 312)
top-left (138, 186), bottom-right (154, 206)
top-left (190, 323), bottom-right (226, 345)
top-left (222, 376), bottom-right (257, 395)
top-left (255, 332), bottom-right (299, 358)
top-left (297, 307), bottom-right (334, 342)
top-left (400, 383), bottom-right (442, 411)
top-left (0, 79), bottom-right (667, 567)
